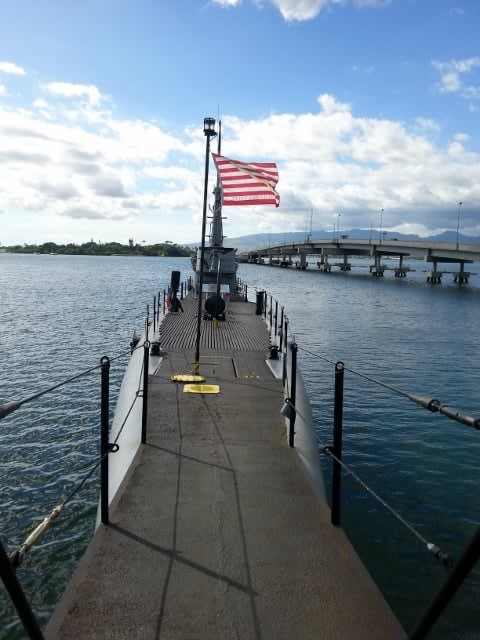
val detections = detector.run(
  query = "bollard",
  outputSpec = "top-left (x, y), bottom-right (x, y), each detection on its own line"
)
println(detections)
top-left (141, 341), bottom-right (150, 444)
top-left (256, 290), bottom-right (264, 315)
top-left (100, 356), bottom-right (110, 526)
top-left (331, 361), bottom-right (344, 526)
top-left (289, 342), bottom-right (297, 447)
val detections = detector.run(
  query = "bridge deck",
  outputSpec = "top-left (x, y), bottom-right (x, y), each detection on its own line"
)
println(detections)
top-left (46, 298), bottom-right (405, 640)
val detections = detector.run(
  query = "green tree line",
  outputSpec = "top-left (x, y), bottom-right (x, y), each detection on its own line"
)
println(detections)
top-left (5, 240), bottom-right (193, 257)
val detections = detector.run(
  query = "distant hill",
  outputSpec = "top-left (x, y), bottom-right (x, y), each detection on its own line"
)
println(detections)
top-left (216, 229), bottom-right (480, 252)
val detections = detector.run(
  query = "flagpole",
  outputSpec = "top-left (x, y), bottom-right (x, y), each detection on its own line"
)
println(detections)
top-left (194, 117), bottom-right (217, 375)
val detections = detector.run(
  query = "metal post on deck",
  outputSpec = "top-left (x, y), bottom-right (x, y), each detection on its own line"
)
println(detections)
top-left (264, 291), bottom-right (267, 319)
top-left (181, 282), bottom-right (184, 300)
top-left (274, 300), bottom-right (278, 338)
top-left (269, 295), bottom-right (273, 328)
top-left (163, 289), bottom-right (166, 315)
top-left (289, 341), bottom-right (297, 447)
top-left (0, 540), bottom-right (44, 639)
top-left (279, 306), bottom-right (284, 351)
top-left (100, 356), bottom-right (110, 526)
top-left (282, 320), bottom-right (289, 386)
top-left (153, 296), bottom-right (157, 333)
top-left (331, 361), bottom-right (344, 526)
top-left (410, 526), bottom-right (480, 640)
top-left (244, 284), bottom-right (248, 302)
top-left (141, 341), bottom-right (150, 444)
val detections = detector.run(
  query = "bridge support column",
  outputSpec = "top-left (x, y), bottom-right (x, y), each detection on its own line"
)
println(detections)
top-left (317, 252), bottom-right (331, 273)
top-left (370, 254), bottom-right (385, 277)
top-left (394, 255), bottom-right (408, 278)
top-left (427, 261), bottom-right (442, 284)
top-left (295, 253), bottom-right (308, 270)
top-left (339, 255), bottom-right (351, 271)
top-left (453, 262), bottom-right (470, 284)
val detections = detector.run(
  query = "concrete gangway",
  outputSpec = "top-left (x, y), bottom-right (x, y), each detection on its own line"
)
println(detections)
top-left (240, 239), bottom-right (480, 284)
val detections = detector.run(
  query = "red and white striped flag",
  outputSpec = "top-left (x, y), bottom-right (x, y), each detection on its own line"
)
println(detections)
top-left (212, 153), bottom-right (280, 207)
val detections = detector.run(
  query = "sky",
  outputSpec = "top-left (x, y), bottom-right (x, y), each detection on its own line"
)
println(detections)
top-left (0, 0), bottom-right (479, 245)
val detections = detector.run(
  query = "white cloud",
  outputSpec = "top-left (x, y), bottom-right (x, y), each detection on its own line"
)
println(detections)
top-left (433, 57), bottom-right (480, 98)
top-left (1, 75), bottom-right (480, 243)
top-left (0, 83), bottom-right (5, 96)
top-left (0, 61), bottom-right (26, 75)
top-left (212, 0), bottom-right (241, 5)
top-left (270, 0), bottom-right (389, 22)
top-left (44, 82), bottom-right (103, 106)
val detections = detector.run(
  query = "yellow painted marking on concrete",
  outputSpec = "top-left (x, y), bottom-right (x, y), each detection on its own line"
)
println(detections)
top-left (183, 384), bottom-right (220, 394)
top-left (171, 374), bottom-right (206, 383)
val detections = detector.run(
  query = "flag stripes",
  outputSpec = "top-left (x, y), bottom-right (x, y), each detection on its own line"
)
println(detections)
top-left (212, 153), bottom-right (280, 207)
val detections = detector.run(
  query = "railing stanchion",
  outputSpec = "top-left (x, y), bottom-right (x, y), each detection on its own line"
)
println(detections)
top-left (289, 341), bottom-right (297, 447)
top-left (142, 341), bottom-right (150, 444)
top-left (163, 289), bottom-right (166, 315)
top-left (279, 306), bottom-right (284, 351)
top-left (274, 300), bottom-right (278, 338)
top-left (181, 282), bottom-right (184, 300)
top-left (410, 526), bottom-right (480, 640)
top-left (264, 291), bottom-right (267, 318)
top-left (153, 296), bottom-right (157, 333)
top-left (331, 361), bottom-right (345, 526)
top-left (269, 295), bottom-right (273, 328)
top-left (100, 356), bottom-right (110, 526)
top-left (282, 319), bottom-right (288, 386)
top-left (244, 284), bottom-right (248, 301)
top-left (0, 540), bottom-right (44, 639)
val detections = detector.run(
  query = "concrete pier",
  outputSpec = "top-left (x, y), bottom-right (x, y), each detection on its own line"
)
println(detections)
top-left (46, 298), bottom-right (405, 640)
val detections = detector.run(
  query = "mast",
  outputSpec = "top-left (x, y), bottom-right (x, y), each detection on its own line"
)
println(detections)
top-left (210, 120), bottom-right (224, 248)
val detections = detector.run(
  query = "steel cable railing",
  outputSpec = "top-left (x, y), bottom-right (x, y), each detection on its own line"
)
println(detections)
top-left (258, 285), bottom-right (479, 640)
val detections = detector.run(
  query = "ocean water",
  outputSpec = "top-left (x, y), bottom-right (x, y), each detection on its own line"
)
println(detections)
top-left (0, 253), bottom-right (479, 639)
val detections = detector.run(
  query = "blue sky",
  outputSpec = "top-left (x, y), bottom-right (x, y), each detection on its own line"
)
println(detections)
top-left (0, 0), bottom-right (479, 244)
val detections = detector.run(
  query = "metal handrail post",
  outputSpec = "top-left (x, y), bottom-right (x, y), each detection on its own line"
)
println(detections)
top-left (279, 306), bottom-right (284, 351)
top-left (141, 341), bottom-right (150, 444)
top-left (153, 296), bottom-right (157, 333)
top-left (0, 540), bottom-right (44, 639)
top-left (269, 295), bottom-right (273, 328)
top-left (163, 289), bottom-right (166, 315)
top-left (410, 526), bottom-right (480, 639)
top-left (289, 342), bottom-right (297, 447)
top-left (274, 300), bottom-right (278, 338)
top-left (282, 320), bottom-right (288, 386)
top-left (244, 284), bottom-right (248, 301)
top-left (181, 282), bottom-right (184, 300)
top-left (100, 356), bottom-right (110, 526)
top-left (331, 361), bottom-right (344, 526)
top-left (264, 291), bottom-right (267, 318)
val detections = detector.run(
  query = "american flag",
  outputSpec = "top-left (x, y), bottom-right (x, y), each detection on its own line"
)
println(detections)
top-left (212, 153), bottom-right (280, 207)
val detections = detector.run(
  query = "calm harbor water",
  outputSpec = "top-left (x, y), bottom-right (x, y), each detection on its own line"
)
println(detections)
top-left (1, 253), bottom-right (479, 639)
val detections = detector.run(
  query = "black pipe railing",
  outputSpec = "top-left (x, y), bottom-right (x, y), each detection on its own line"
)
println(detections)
top-left (288, 341), bottom-right (297, 448)
top-left (330, 361), bottom-right (344, 526)
top-left (100, 356), bottom-right (110, 526)
top-left (141, 340), bottom-right (150, 444)
top-left (0, 540), bottom-right (44, 639)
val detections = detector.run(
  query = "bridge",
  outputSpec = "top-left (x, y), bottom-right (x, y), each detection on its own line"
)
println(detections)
top-left (238, 239), bottom-right (480, 284)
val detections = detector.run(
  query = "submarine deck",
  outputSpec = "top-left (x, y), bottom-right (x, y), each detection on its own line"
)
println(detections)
top-left (46, 297), bottom-right (405, 639)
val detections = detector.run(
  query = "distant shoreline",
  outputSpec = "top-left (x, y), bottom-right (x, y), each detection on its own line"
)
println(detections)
top-left (2, 241), bottom-right (193, 258)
